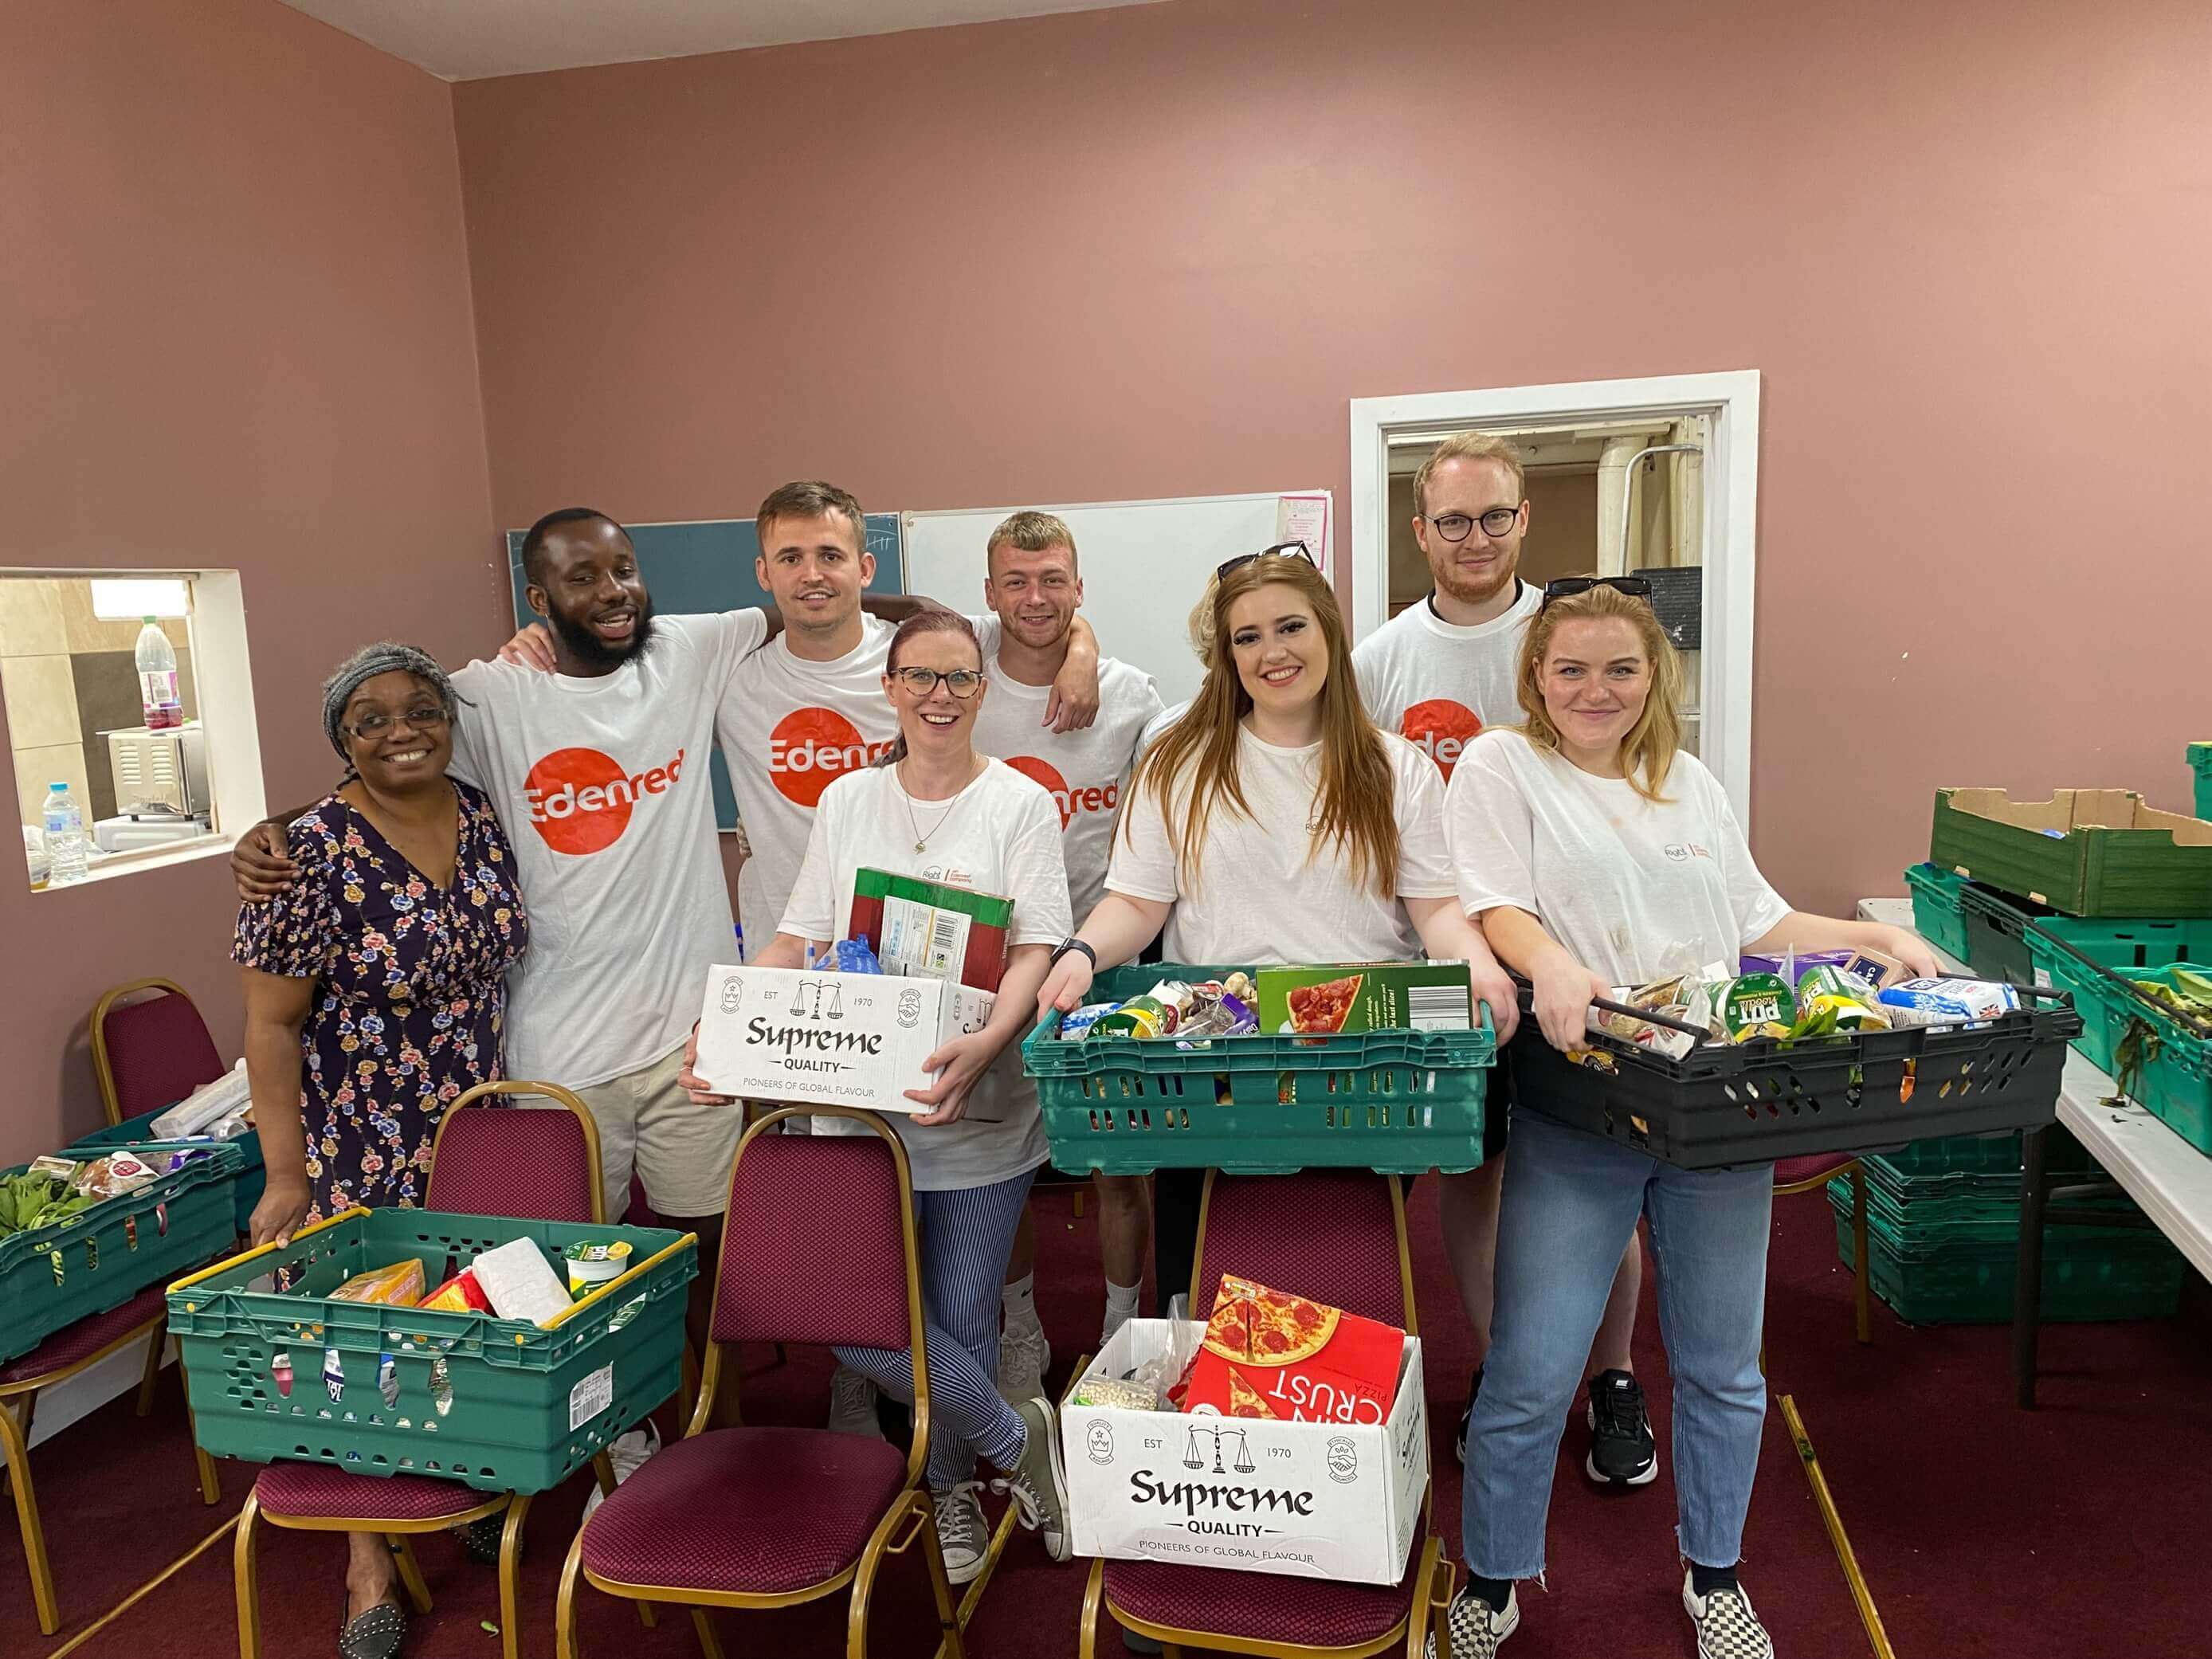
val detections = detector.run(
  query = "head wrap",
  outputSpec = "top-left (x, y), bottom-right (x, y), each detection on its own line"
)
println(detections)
top-left (320, 642), bottom-right (467, 763)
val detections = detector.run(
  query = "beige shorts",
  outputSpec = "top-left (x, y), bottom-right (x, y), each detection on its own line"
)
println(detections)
top-left (571, 1045), bottom-right (744, 1221)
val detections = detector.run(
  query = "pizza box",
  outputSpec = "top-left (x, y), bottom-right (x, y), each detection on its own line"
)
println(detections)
top-left (1061, 1319), bottom-right (1426, 1586)
top-left (1255, 962), bottom-right (1473, 1035)
top-left (693, 964), bottom-right (995, 1115)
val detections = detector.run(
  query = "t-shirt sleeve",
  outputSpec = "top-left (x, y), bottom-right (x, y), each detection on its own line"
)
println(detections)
top-left (1351, 631), bottom-right (1395, 726)
top-left (1443, 737), bottom-right (1539, 920)
top-left (1707, 770), bottom-right (1791, 944)
top-left (1005, 786), bottom-right (1076, 947)
top-left (231, 815), bottom-right (343, 979)
top-left (659, 610), bottom-right (771, 692)
top-left (967, 613), bottom-right (1004, 661)
top-left (1391, 743), bottom-right (1457, 899)
top-left (777, 790), bottom-right (842, 947)
top-left (445, 659), bottom-right (491, 789)
top-left (1103, 767), bottom-right (1182, 905)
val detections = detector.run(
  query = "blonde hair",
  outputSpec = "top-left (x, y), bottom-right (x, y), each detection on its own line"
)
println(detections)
top-left (1124, 554), bottom-right (1401, 894)
top-left (1514, 579), bottom-right (1685, 802)
top-left (986, 510), bottom-right (1077, 576)
top-left (1413, 432), bottom-right (1526, 517)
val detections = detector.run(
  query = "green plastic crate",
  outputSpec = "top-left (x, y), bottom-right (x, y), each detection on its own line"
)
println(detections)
top-left (167, 1208), bottom-right (695, 1494)
top-left (0, 1143), bottom-right (243, 1365)
top-left (2024, 919), bottom-right (2212, 1075)
top-left (1023, 963), bottom-right (1493, 1176)
top-left (2093, 964), bottom-right (2212, 1154)
top-left (69, 1111), bottom-right (263, 1237)
top-left (2190, 742), bottom-right (2212, 823)
top-left (1831, 1208), bottom-right (2185, 1324)
top-left (1931, 788), bottom-right (2212, 917)
top-left (1905, 863), bottom-right (1973, 962)
top-left (1863, 1128), bottom-right (2092, 1182)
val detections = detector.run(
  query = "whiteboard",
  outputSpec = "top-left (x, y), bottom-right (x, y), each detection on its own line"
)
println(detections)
top-left (902, 492), bottom-right (1332, 708)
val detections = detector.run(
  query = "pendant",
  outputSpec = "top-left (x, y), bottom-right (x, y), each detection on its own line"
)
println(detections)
top-left (914, 840), bottom-right (927, 853)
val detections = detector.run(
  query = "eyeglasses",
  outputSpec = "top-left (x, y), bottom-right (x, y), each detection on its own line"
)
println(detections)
top-left (1423, 506), bottom-right (1523, 543)
top-left (1215, 541), bottom-right (1318, 581)
top-left (1539, 575), bottom-right (1655, 610)
top-left (889, 666), bottom-right (985, 699)
top-left (346, 705), bottom-right (449, 740)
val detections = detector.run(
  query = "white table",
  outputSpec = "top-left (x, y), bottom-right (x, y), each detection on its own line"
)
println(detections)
top-left (1863, 896), bottom-right (2212, 1401)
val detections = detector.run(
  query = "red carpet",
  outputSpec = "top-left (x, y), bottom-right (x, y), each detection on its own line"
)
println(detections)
top-left (6, 1179), bottom-right (2207, 1657)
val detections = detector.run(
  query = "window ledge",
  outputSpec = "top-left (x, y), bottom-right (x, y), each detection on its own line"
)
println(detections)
top-left (33, 834), bottom-right (231, 892)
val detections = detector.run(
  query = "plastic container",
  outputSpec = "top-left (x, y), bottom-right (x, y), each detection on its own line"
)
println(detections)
top-left (2092, 963), bottom-right (2212, 1154)
top-left (1023, 963), bottom-right (1494, 1176)
top-left (0, 1143), bottom-right (243, 1365)
top-left (135, 618), bottom-right (182, 730)
top-left (1956, 880), bottom-right (2047, 986)
top-left (2190, 742), bottom-right (2212, 824)
top-left (42, 783), bottom-right (87, 884)
top-left (68, 1111), bottom-right (265, 1237)
top-left (167, 1208), bottom-right (696, 1494)
top-left (1930, 787), bottom-right (2212, 917)
top-left (1905, 863), bottom-right (1973, 963)
top-left (1506, 985), bottom-right (2082, 1169)
top-left (2022, 920), bottom-right (2212, 1075)
top-left (1830, 1203), bottom-right (2185, 1324)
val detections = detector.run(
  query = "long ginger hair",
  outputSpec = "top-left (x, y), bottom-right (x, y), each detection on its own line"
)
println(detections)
top-left (1123, 554), bottom-right (1402, 896)
top-left (1513, 578), bottom-right (1685, 802)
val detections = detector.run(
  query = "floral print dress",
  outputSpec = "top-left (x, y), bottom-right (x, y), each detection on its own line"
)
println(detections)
top-left (233, 782), bottom-right (528, 1222)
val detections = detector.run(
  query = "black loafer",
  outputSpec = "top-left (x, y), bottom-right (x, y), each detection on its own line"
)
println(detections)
top-left (460, 1514), bottom-right (508, 1566)
top-left (337, 1598), bottom-right (406, 1659)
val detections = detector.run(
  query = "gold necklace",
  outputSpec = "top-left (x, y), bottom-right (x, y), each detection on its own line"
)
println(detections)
top-left (899, 760), bottom-right (971, 853)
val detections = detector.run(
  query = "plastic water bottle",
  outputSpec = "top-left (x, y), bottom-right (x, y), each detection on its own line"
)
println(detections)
top-left (43, 783), bottom-right (88, 884)
top-left (135, 617), bottom-right (182, 730)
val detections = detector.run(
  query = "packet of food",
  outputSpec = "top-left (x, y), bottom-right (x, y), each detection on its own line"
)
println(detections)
top-left (1059, 1002), bottom-right (1118, 1040)
top-left (419, 1268), bottom-right (492, 1313)
top-left (1173, 991), bottom-right (1257, 1049)
top-left (1070, 1376), bottom-right (1163, 1410)
top-left (330, 1259), bottom-right (426, 1307)
top-left (1094, 995), bottom-right (1169, 1039)
top-left (1877, 978), bottom-right (2020, 1027)
top-left (70, 1153), bottom-right (159, 1198)
top-left (28, 1155), bottom-right (80, 1183)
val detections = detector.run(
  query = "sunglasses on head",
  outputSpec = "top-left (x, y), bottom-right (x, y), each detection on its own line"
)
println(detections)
top-left (1215, 541), bottom-right (1319, 582)
top-left (1539, 575), bottom-right (1654, 610)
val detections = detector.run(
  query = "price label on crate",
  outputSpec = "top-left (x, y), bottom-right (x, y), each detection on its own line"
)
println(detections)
top-left (568, 1362), bottom-right (614, 1430)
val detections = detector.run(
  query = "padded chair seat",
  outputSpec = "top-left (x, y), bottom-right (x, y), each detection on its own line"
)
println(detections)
top-left (255, 1461), bottom-right (495, 1523)
top-left (1104, 1547), bottom-right (1423, 1648)
top-left (1775, 1153), bottom-right (1859, 1188)
top-left (0, 1285), bottom-right (167, 1384)
top-left (580, 1425), bottom-right (908, 1596)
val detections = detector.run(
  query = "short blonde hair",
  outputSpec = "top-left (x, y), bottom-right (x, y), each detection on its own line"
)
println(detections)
top-left (986, 510), bottom-right (1077, 576)
top-left (1413, 432), bottom-right (1527, 518)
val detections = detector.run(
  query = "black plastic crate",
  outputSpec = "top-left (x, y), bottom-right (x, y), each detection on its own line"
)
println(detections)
top-left (1505, 986), bottom-right (2081, 1169)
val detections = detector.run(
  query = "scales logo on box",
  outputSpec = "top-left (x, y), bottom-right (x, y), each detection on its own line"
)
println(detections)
top-left (524, 746), bottom-right (684, 855)
top-left (1398, 700), bottom-right (1482, 779)
top-left (1004, 755), bottom-right (1120, 831)
top-left (768, 708), bottom-right (896, 807)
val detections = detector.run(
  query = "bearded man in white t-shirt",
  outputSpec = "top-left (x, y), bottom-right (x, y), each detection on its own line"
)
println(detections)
top-left (1351, 432), bottom-right (1656, 1490)
top-left (963, 511), bottom-right (1163, 1404)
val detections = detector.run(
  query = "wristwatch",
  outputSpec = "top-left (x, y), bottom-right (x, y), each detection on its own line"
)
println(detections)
top-left (1049, 937), bottom-right (1097, 971)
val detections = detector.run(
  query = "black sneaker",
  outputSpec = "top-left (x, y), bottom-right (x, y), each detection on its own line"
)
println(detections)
top-left (1584, 1369), bottom-right (1658, 1486)
top-left (1455, 1364), bottom-right (1484, 1465)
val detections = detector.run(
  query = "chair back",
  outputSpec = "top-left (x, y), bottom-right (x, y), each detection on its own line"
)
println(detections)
top-left (89, 979), bottom-right (226, 1126)
top-left (426, 1081), bottom-right (603, 1223)
top-left (1191, 1170), bottom-right (1416, 1332)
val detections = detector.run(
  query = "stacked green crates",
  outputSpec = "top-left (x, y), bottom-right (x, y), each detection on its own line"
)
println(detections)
top-left (2190, 742), bottom-right (2212, 824)
top-left (1828, 1131), bottom-right (2184, 1324)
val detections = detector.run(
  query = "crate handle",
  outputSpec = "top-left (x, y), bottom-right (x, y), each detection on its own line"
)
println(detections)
top-left (167, 1206), bottom-right (371, 1296)
top-left (2025, 928), bottom-right (2212, 1036)
top-left (1512, 976), bottom-right (1710, 1038)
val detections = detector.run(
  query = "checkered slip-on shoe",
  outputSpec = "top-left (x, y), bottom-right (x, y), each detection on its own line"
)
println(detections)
top-left (1425, 1583), bottom-right (1518, 1657)
top-left (1683, 1571), bottom-right (1775, 1659)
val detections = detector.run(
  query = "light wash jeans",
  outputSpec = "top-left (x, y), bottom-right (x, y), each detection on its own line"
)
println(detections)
top-left (1463, 1105), bottom-right (1771, 1578)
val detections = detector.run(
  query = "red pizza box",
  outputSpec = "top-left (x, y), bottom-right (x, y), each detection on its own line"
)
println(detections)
top-left (1179, 1274), bottom-right (1406, 1425)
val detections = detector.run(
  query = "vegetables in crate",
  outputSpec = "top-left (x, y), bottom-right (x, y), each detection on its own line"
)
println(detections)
top-left (0, 1171), bottom-right (95, 1237)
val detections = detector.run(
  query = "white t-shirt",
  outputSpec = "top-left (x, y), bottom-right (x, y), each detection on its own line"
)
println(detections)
top-left (1351, 582), bottom-right (1541, 782)
top-left (1136, 699), bottom-right (1189, 762)
top-left (1104, 727), bottom-right (1456, 966)
top-left (447, 610), bottom-right (768, 1088)
top-left (779, 759), bottom-right (1073, 1190)
top-left (969, 646), bottom-right (1163, 923)
top-left (1443, 728), bottom-right (1790, 985)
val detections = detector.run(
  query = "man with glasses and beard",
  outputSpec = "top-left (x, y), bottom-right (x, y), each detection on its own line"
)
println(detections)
top-left (1352, 434), bottom-right (1657, 1492)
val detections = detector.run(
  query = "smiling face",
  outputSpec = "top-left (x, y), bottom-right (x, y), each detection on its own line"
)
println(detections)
top-left (1414, 454), bottom-right (1528, 607)
top-left (528, 517), bottom-right (655, 668)
top-left (882, 627), bottom-right (986, 762)
top-left (1537, 616), bottom-right (1652, 760)
top-left (339, 669), bottom-right (453, 793)
top-left (757, 510), bottom-right (875, 638)
top-left (1225, 580), bottom-right (1326, 719)
top-left (984, 539), bottom-right (1081, 651)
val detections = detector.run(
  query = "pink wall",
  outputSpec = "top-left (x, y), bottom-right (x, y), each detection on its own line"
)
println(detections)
top-left (0, 0), bottom-right (500, 1163)
top-left (452, 0), bottom-right (2212, 916)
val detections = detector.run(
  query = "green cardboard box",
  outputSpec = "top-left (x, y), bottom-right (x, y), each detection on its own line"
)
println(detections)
top-left (1254, 962), bottom-right (1472, 1035)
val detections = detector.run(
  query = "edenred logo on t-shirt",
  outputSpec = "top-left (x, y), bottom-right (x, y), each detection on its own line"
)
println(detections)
top-left (1399, 699), bottom-right (1483, 778)
top-left (524, 747), bottom-right (685, 856)
top-left (1005, 755), bottom-right (1120, 832)
top-left (768, 708), bottom-right (896, 809)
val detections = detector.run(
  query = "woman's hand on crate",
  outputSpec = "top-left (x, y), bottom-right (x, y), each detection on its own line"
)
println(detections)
top-left (678, 1022), bottom-right (734, 1105)
top-left (1469, 956), bottom-right (1521, 1044)
top-left (1878, 926), bottom-right (1942, 979)
top-left (250, 1179), bottom-right (311, 1249)
top-left (1530, 958), bottom-right (1613, 1053)
top-left (1037, 952), bottom-right (1096, 1021)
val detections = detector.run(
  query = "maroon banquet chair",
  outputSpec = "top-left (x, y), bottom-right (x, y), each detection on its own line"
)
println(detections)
top-left (554, 1105), bottom-right (965, 1659)
top-left (1076, 1170), bottom-right (1453, 1659)
top-left (1775, 1155), bottom-right (1872, 1345)
top-left (232, 1081), bottom-right (622, 1659)
top-left (90, 976), bottom-right (228, 1126)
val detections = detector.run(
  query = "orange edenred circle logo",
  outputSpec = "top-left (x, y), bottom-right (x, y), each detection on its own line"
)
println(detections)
top-left (1003, 755), bottom-right (1072, 826)
top-left (1400, 699), bottom-right (1482, 778)
top-left (524, 747), bottom-right (633, 855)
top-left (768, 708), bottom-right (891, 809)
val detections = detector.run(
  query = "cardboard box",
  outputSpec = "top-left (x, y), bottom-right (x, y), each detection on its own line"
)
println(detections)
top-left (1256, 962), bottom-right (1472, 1035)
top-left (849, 868), bottom-right (1013, 990)
top-left (693, 965), bottom-right (995, 1115)
top-left (1061, 1320), bottom-right (1426, 1585)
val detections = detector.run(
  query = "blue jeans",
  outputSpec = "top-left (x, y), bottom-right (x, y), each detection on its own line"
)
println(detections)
top-left (1464, 1107), bottom-right (1771, 1578)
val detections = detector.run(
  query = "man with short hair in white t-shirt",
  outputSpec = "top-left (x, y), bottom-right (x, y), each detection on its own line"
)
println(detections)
top-left (963, 511), bottom-right (1163, 1402)
top-left (1351, 432), bottom-right (1654, 1487)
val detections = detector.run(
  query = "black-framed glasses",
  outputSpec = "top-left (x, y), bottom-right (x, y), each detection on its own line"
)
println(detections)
top-left (1216, 540), bottom-right (1318, 581)
top-left (889, 666), bottom-right (985, 699)
top-left (1423, 506), bottom-right (1523, 543)
top-left (1539, 575), bottom-right (1655, 610)
top-left (346, 705), bottom-right (449, 740)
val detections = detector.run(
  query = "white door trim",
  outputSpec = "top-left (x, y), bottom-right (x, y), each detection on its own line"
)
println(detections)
top-left (1348, 370), bottom-right (1762, 823)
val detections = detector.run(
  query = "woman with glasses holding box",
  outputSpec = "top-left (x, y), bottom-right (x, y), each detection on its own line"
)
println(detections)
top-left (1434, 578), bottom-right (1936, 1659)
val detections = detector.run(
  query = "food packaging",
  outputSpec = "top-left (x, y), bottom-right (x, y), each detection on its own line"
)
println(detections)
top-left (1069, 1377), bottom-right (1164, 1410)
top-left (1058, 1002), bottom-right (1119, 1040)
top-left (1179, 1274), bottom-right (1406, 1424)
top-left (70, 1153), bottom-right (159, 1199)
top-left (329, 1259), bottom-right (426, 1307)
top-left (1877, 978), bottom-right (2022, 1027)
top-left (469, 1236), bottom-right (575, 1326)
top-left (1173, 991), bottom-right (1256, 1047)
top-left (1095, 996), bottom-right (1171, 1039)
top-left (1714, 974), bottom-right (1796, 1042)
top-left (419, 1268), bottom-right (492, 1313)
top-left (564, 1240), bottom-right (633, 1298)
top-left (1257, 962), bottom-right (1473, 1036)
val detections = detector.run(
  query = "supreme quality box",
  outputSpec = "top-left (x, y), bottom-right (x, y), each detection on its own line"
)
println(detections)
top-left (693, 965), bottom-right (994, 1114)
top-left (1061, 1319), bottom-right (1427, 1585)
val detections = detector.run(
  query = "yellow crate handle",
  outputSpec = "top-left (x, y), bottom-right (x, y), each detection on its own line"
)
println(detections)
top-left (540, 1233), bottom-right (698, 1331)
top-left (166, 1205), bottom-right (371, 1297)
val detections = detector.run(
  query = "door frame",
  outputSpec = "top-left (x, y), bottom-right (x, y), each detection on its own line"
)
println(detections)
top-left (1348, 370), bottom-right (1761, 822)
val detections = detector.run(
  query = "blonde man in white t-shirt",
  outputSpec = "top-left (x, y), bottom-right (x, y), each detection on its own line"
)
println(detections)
top-left (1353, 432), bottom-right (1651, 1483)
top-left (1434, 578), bottom-right (1936, 1659)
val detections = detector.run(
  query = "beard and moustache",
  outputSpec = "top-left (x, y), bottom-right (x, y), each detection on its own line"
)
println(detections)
top-left (1430, 543), bottom-right (1520, 609)
top-left (549, 593), bottom-right (659, 669)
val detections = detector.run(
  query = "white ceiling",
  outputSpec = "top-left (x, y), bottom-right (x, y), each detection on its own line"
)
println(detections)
top-left (279, 0), bottom-right (1163, 81)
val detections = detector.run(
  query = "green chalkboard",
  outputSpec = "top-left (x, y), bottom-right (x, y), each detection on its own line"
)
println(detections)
top-left (503, 515), bottom-right (906, 831)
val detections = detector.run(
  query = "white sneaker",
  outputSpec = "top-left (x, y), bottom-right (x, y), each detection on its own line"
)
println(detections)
top-left (582, 1422), bottom-right (661, 1522)
top-left (1683, 1571), bottom-right (1774, 1659)
top-left (1426, 1583), bottom-right (1518, 1657)
top-left (828, 1363), bottom-right (885, 1439)
top-left (933, 1481), bottom-right (990, 1585)
top-left (998, 1320), bottom-right (1050, 1405)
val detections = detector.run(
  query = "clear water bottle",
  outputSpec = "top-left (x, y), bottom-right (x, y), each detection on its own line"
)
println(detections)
top-left (136, 617), bottom-right (182, 731)
top-left (43, 782), bottom-right (88, 884)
